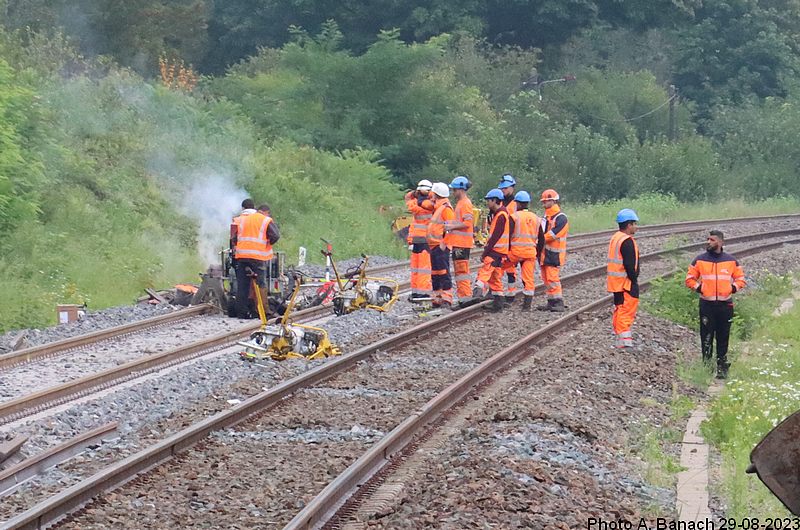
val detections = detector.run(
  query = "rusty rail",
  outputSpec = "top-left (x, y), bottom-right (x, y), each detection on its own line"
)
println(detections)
top-left (0, 305), bottom-right (212, 371)
top-left (2, 233), bottom-right (799, 529)
top-left (284, 237), bottom-right (800, 529)
top-left (0, 423), bottom-right (118, 498)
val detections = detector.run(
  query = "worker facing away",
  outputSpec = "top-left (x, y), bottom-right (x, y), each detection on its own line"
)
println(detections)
top-left (538, 188), bottom-right (569, 312)
top-left (426, 182), bottom-right (456, 308)
top-left (231, 198), bottom-right (280, 319)
top-left (508, 191), bottom-right (545, 311)
top-left (685, 230), bottom-right (746, 379)
top-left (498, 174), bottom-right (521, 302)
top-left (448, 176), bottom-right (475, 301)
top-left (405, 179), bottom-right (435, 300)
top-left (475, 189), bottom-right (512, 313)
top-left (607, 209), bottom-right (640, 348)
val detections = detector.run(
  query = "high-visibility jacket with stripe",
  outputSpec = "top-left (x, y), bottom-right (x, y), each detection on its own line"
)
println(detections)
top-left (427, 199), bottom-right (456, 248)
top-left (235, 212), bottom-right (274, 261)
top-left (405, 191), bottom-right (435, 244)
top-left (486, 209), bottom-right (510, 255)
top-left (503, 197), bottom-right (518, 215)
top-left (685, 250), bottom-right (746, 302)
top-left (542, 204), bottom-right (569, 266)
top-left (450, 197), bottom-right (474, 249)
top-left (607, 231), bottom-right (639, 292)
top-left (510, 210), bottom-right (541, 259)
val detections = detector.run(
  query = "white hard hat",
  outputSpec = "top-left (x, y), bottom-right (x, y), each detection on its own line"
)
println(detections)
top-left (416, 179), bottom-right (433, 192)
top-left (431, 182), bottom-right (450, 198)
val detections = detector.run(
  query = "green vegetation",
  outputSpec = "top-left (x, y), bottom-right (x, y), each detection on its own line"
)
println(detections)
top-left (1, 2), bottom-right (800, 330)
top-left (644, 270), bottom-right (798, 517)
top-left (703, 293), bottom-right (800, 518)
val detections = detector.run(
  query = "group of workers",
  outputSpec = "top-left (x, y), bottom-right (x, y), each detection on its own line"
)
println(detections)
top-left (403, 174), bottom-right (746, 379)
top-left (405, 174), bottom-right (568, 313)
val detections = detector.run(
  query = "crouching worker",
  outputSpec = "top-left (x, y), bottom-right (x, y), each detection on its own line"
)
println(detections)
top-left (475, 189), bottom-right (511, 313)
top-left (607, 209), bottom-right (640, 348)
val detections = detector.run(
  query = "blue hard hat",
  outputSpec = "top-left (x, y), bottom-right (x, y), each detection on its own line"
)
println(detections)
top-left (514, 191), bottom-right (531, 203)
top-left (616, 208), bottom-right (639, 223)
top-left (485, 189), bottom-right (504, 201)
top-left (450, 176), bottom-right (471, 190)
top-left (497, 174), bottom-right (516, 189)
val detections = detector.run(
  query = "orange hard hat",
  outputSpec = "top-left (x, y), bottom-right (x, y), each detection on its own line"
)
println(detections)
top-left (540, 189), bottom-right (560, 202)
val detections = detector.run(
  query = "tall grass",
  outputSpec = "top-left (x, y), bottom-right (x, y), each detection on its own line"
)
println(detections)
top-left (567, 194), bottom-right (800, 233)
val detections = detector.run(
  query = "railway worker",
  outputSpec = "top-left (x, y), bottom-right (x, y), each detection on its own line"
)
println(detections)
top-left (475, 189), bottom-right (512, 313)
top-left (448, 176), bottom-right (475, 302)
top-left (232, 198), bottom-right (280, 319)
top-left (426, 182), bottom-right (456, 308)
top-left (497, 173), bottom-right (519, 302)
top-left (404, 180), bottom-right (435, 300)
top-left (607, 209), bottom-right (640, 348)
top-left (685, 230), bottom-right (746, 379)
top-left (537, 188), bottom-right (569, 312)
top-left (508, 191), bottom-right (545, 311)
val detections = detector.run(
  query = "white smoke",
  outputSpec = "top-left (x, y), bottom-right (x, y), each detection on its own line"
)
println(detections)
top-left (179, 173), bottom-right (248, 265)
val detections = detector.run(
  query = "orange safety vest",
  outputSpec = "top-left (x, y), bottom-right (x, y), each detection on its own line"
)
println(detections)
top-left (427, 199), bottom-right (456, 247)
top-left (607, 231), bottom-right (639, 292)
top-left (488, 209), bottom-right (510, 255)
top-left (405, 191), bottom-right (434, 243)
top-left (685, 252), bottom-right (746, 302)
top-left (450, 196), bottom-right (474, 249)
top-left (505, 199), bottom-right (518, 215)
top-left (543, 205), bottom-right (569, 266)
top-left (235, 212), bottom-right (274, 261)
top-left (510, 210), bottom-right (541, 259)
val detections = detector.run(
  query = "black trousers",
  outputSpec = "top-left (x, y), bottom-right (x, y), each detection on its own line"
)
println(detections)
top-left (430, 246), bottom-right (453, 292)
top-left (235, 258), bottom-right (267, 318)
top-left (699, 300), bottom-right (734, 368)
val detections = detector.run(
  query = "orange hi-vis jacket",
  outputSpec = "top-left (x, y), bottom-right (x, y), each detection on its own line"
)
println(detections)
top-left (542, 204), bottom-right (569, 266)
top-left (450, 196), bottom-right (475, 249)
top-left (405, 191), bottom-right (435, 244)
top-left (607, 231), bottom-right (639, 292)
top-left (685, 250), bottom-right (746, 302)
top-left (427, 199), bottom-right (456, 248)
top-left (503, 197), bottom-right (518, 215)
top-left (235, 212), bottom-right (274, 261)
top-left (486, 209), bottom-right (510, 255)
top-left (510, 210), bottom-right (541, 259)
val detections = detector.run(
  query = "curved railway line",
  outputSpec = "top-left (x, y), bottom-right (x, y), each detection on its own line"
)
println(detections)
top-left (2, 218), bottom-right (799, 529)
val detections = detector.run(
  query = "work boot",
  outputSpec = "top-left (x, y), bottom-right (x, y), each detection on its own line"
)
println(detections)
top-left (536, 300), bottom-right (554, 311)
top-left (522, 295), bottom-right (533, 311)
top-left (550, 299), bottom-right (566, 312)
top-left (716, 363), bottom-right (730, 379)
top-left (505, 295), bottom-right (516, 307)
top-left (483, 295), bottom-right (504, 312)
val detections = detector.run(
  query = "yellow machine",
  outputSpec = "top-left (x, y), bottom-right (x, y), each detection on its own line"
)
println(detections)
top-left (392, 207), bottom-right (487, 246)
top-left (325, 250), bottom-right (399, 316)
top-left (237, 279), bottom-right (340, 362)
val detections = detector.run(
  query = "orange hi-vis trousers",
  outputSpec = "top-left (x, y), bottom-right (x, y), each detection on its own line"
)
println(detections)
top-left (507, 255), bottom-right (536, 296)
top-left (612, 291), bottom-right (639, 347)
top-left (410, 243), bottom-right (432, 296)
top-left (542, 265), bottom-right (562, 300)
top-left (452, 248), bottom-right (472, 299)
top-left (475, 255), bottom-right (505, 296)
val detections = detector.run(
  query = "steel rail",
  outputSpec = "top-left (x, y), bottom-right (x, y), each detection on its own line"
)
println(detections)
top-left (0, 305), bottom-right (212, 372)
top-left (285, 237), bottom-right (800, 529)
top-left (0, 423), bottom-right (118, 498)
top-left (2, 228), bottom-right (798, 428)
top-left (5, 234), bottom-right (799, 530)
top-left (367, 213), bottom-right (800, 275)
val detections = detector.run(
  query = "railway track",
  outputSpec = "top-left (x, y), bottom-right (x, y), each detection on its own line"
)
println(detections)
top-left (4, 230), bottom-right (799, 530)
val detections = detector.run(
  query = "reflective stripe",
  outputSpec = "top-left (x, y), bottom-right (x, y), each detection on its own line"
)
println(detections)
top-left (608, 258), bottom-right (623, 264)
top-left (619, 331), bottom-right (633, 338)
top-left (410, 268), bottom-right (431, 274)
top-left (546, 245), bottom-right (566, 253)
top-left (608, 271), bottom-right (628, 277)
top-left (454, 274), bottom-right (471, 281)
top-left (416, 214), bottom-right (432, 220)
top-left (513, 242), bottom-right (537, 247)
top-left (491, 290), bottom-right (505, 296)
top-left (241, 249), bottom-right (272, 258)
top-left (450, 230), bottom-right (473, 237)
top-left (523, 290), bottom-right (535, 296)
top-left (701, 274), bottom-right (733, 281)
